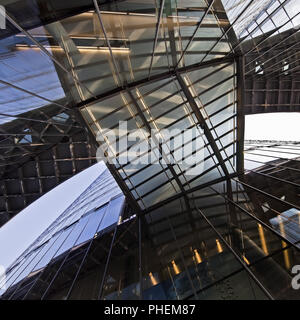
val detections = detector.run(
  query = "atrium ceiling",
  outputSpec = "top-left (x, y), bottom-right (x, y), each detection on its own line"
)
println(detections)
top-left (0, 0), bottom-right (299, 225)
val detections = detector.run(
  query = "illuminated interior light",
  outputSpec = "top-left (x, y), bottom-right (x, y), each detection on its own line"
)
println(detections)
top-left (15, 44), bottom-right (130, 53)
top-left (15, 44), bottom-right (63, 51)
top-left (278, 216), bottom-right (291, 269)
top-left (216, 239), bottom-right (223, 253)
top-left (242, 255), bottom-right (250, 265)
top-left (278, 216), bottom-right (286, 237)
top-left (171, 260), bottom-right (180, 275)
top-left (16, 33), bottom-right (52, 38)
top-left (278, 216), bottom-right (290, 269)
top-left (71, 36), bottom-right (129, 41)
top-left (101, 10), bottom-right (127, 15)
top-left (128, 12), bottom-right (156, 17)
top-left (257, 223), bottom-right (269, 255)
top-left (79, 11), bottom-right (95, 16)
top-left (16, 34), bottom-right (129, 42)
top-left (193, 249), bottom-right (202, 264)
top-left (149, 272), bottom-right (158, 286)
top-left (168, 15), bottom-right (199, 21)
top-left (78, 46), bottom-right (130, 53)
top-left (168, 15), bottom-right (187, 18)
top-left (282, 241), bottom-right (290, 270)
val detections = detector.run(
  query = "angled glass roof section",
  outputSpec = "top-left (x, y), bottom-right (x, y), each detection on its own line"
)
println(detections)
top-left (221, 0), bottom-right (273, 38)
top-left (184, 62), bottom-right (237, 174)
top-left (222, 0), bottom-right (300, 40)
top-left (81, 59), bottom-right (237, 209)
top-left (2, 0), bottom-right (235, 105)
top-left (164, 0), bottom-right (232, 67)
top-left (0, 0), bottom-right (239, 214)
top-left (0, 33), bottom-right (66, 124)
top-left (78, 0), bottom-right (237, 211)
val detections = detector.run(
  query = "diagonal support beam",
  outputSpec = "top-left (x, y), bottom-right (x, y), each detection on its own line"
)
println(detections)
top-left (126, 90), bottom-right (186, 193)
top-left (126, 89), bottom-right (195, 222)
top-left (176, 73), bottom-right (230, 178)
top-left (176, 72), bottom-right (238, 231)
top-left (236, 56), bottom-right (245, 175)
top-left (148, 0), bottom-right (165, 78)
top-left (175, 0), bottom-right (216, 69)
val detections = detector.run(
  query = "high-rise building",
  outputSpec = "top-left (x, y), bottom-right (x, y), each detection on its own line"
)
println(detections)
top-left (0, 168), bottom-right (129, 299)
top-left (0, 0), bottom-right (299, 300)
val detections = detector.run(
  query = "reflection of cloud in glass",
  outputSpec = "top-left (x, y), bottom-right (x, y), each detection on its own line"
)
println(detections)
top-left (221, 0), bottom-right (300, 39)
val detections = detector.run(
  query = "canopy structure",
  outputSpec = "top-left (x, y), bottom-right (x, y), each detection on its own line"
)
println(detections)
top-left (0, 0), bottom-right (299, 224)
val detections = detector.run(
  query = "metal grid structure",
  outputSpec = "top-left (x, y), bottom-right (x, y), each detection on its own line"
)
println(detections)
top-left (0, 0), bottom-right (298, 221)
top-left (1, 141), bottom-right (300, 299)
top-left (0, 114), bottom-right (97, 223)
top-left (0, 0), bottom-right (299, 300)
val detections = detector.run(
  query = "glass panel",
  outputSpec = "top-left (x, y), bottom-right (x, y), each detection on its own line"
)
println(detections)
top-left (75, 205), bottom-right (107, 245)
top-left (53, 216), bottom-right (90, 259)
top-left (31, 228), bottom-right (74, 272)
top-left (97, 195), bottom-right (125, 233)
top-left (101, 219), bottom-right (140, 300)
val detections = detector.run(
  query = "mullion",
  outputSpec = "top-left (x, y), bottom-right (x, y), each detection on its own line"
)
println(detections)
top-left (118, 122), bottom-right (235, 172)
top-left (194, 74), bottom-right (235, 98)
top-left (135, 143), bottom-right (235, 198)
top-left (189, 62), bottom-right (233, 87)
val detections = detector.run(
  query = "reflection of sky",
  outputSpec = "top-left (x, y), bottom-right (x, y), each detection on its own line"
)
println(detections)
top-left (221, 0), bottom-right (300, 39)
top-left (270, 208), bottom-right (300, 245)
top-left (0, 34), bottom-right (65, 124)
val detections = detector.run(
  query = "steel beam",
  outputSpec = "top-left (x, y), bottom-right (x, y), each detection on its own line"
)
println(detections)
top-left (176, 73), bottom-right (230, 179)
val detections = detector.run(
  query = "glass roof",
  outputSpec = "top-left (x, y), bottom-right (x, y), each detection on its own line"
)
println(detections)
top-left (221, 0), bottom-right (300, 39)
top-left (79, 0), bottom-right (237, 210)
top-left (0, 0), bottom-right (298, 216)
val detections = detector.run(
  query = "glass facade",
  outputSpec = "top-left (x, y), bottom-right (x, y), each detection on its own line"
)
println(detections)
top-left (0, 168), bottom-right (126, 299)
